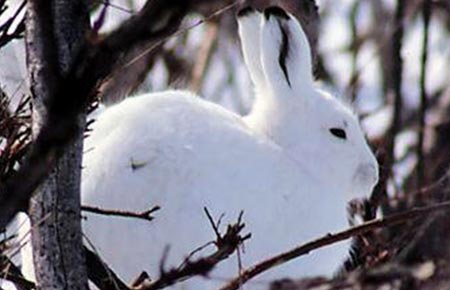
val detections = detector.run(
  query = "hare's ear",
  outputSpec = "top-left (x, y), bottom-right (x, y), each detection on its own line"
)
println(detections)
top-left (261, 7), bottom-right (313, 93)
top-left (237, 7), bottom-right (266, 92)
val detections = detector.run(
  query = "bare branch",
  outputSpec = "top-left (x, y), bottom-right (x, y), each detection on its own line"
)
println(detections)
top-left (0, 93), bottom-right (31, 182)
top-left (218, 201), bottom-right (450, 290)
top-left (347, 1), bottom-right (362, 102)
top-left (82, 205), bottom-right (160, 222)
top-left (0, 1), bottom-right (25, 49)
top-left (85, 212), bottom-right (250, 290)
top-left (1, 245), bottom-right (35, 290)
top-left (189, 21), bottom-right (219, 93)
top-left (416, 0), bottom-right (431, 193)
top-left (372, 0), bottom-right (406, 206)
top-left (85, 246), bottom-right (130, 290)
top-left (138, 211), bottom-right (250, 290)
top-left (0, 265), bottom-right (34, 290)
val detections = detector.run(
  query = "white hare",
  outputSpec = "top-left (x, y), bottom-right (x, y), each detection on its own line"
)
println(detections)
top-left (22, 6), bottom-right (379, 290)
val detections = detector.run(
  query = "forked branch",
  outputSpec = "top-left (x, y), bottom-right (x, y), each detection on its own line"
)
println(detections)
top-left (87, 210), bottom-right (250, 290)
top-left (82, 205), bottom-right (161, 222)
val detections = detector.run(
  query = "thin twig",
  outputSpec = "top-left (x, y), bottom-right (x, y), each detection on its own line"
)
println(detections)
top-left (218, 201), bottom-right (450, 290)
top-left (386, 0), bottom-right (405, 188)
top-left (0, 253), bottom-right (35, 290)
top-left (177, 210), bottom-right (237, 270)
top-left (0, 0), bottom-right (25, 48)
top-left (98, 0), bottom-right (134, 14)
top-left (123, 1), bottom-right (240, 69)
top-left (93, 0), bottom-right (110, 33)
top-left (189, 21), bottom-right (219, 93)
top-left (82, 205), bottom-right (160, 222)
top-left (416, 0), bottom-right (431, 194)
top-left (204, 207), bottom-right (222, 241)
top-left (177, 241), bottom-right (216, 270)
top-left (372, 0), bottom-right (406, 206)
top-left (85, 211), bottom-right (250, 290)
top-left (347, 1), bottom-right (361, 102)
top-left (138, 211), bottom-right (250, 290)
top-left (85, 246), bottom-right (130, 290)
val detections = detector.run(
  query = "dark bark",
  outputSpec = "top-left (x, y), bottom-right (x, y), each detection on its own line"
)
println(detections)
top-left (371, 0), bottom-right (406, 207)
top-left (25, 0), bottom-right (90, 289)
top-left (416, 0), bottom-right (431, 192)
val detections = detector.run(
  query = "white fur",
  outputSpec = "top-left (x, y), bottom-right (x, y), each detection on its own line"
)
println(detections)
top-left (21, 8), bottom-right (379, 290)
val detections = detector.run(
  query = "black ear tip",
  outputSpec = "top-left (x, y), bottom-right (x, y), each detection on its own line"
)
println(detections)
top-left (237, 6), bottom-right (255, 18)
top-left (264, 6), bottom-right (290, 20)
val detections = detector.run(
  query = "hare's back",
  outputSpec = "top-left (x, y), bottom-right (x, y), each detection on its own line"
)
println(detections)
top-left (82, 91), bottom-right (293, 206)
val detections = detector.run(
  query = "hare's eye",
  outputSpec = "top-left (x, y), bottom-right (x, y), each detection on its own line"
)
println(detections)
top-left (329, 128), bottom-right (347, 140)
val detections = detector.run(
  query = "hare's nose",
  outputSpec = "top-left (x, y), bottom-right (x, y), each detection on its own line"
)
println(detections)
top-left (355, 163), bottom-right (379, 186)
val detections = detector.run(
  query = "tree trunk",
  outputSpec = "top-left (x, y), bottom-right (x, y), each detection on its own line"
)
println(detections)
top-left (25, 0), bottom-right (89, 289)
